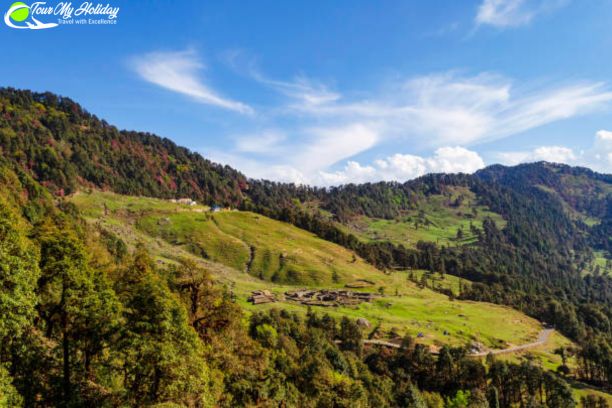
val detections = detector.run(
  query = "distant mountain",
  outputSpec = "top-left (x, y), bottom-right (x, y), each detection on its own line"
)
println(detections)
top-left (476, 162), bottom-right (612, 253)
top-left (476, 162), bottom-right (611, 219)
top-left (1, 87), bottom-right (609, 224)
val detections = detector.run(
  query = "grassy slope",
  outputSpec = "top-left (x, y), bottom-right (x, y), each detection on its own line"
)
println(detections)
top-left (236, 271), bottom-right (544, 349)
top-left (73, 191), bottom-right (380, 286)
top-left (344, 187), bottom-right (506, 248)
top-left (69, 190), bottom-right (549, 348)
top-left (140, 211), bottom-right (384, 285)
top-left (407, 270), bottom-right (472, 297)
top-left (68, 190), bottom-right (611, 401)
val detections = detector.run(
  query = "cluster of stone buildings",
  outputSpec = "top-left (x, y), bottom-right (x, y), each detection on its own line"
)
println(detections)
top-left (284, 289), bottom-right (380, 307)
top-left (247, 288), bottom-right (381, 307)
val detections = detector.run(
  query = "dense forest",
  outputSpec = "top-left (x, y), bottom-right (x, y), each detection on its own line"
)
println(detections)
top-left (0, 87), bottom-right (610, 406)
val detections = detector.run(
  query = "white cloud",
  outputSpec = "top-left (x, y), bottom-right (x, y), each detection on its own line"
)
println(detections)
top-left (497, 146), bottom-right (577, 166)
top-left (206, 150), bottom-right (310, 184)
top-left (594, 130), bottom-right (612, 170)
top-left (231, 123), bottom-right (379, 173)
top-left (596, 129), bottom-right (612, 142)
top-left (207, 123), bottom-right (380, 184)
top-left (185, 54), bottom-right (612, 183)
top-left (212, 71), bottom-right (612, 183)
top-left (495, 151), bottom-right (531, 166)
top-left (496, 130), bottom-right (612, 172)
top-left (476, 0), bottom-right (533, 27)
top-left (220, 55), bottom-right (612, 170)
top-left (475, 0), bottom-right (567, 28)
top-left (222, 50), bottom-right (340, 107)
top-left (532, 146), bottom-right (577, 162)
top-left (130, 50), bottom-right (252, 114)
top-left (497, 84), bottom-right (612, 136)
top-left (316, 147), bottom-right (486, 186)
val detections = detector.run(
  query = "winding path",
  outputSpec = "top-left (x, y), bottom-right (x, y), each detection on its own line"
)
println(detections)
top-left (347, 328), bottom-right (554, 357)
top-left (470, 328), bottom-right (553, 357)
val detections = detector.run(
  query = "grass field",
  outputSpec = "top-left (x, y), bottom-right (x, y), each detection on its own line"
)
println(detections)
top-left (69, 190), bottom-right (552, 349)
top-left (344, 187), bottom-right (506, 248)
top-left (72, 191), bottom-right (382, 286)
top-left (408, 270), bottom-right (471, 297)
top-left (235, 270), bottom-right (544, 349)
top-left (138, 210), bottom-right (382, 285)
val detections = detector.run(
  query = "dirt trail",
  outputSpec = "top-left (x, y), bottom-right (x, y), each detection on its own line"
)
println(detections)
top-left (357, 328), bottom-right (554, 357)
top-left (470, 328), bottom-right (553, 357)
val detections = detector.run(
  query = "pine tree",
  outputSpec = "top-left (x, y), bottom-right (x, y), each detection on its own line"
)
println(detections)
top-left (117, 251), bottom-right (217, 406)
top-left (37, 232), bottom-right (121, 404)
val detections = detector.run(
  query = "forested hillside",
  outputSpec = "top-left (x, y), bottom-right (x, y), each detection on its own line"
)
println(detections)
top-left (476, 162), bottom-right (612, 254)
top-left (0, 88), bottom-right (247, 205)
top-left (0, 87), bottom-right (610, 406)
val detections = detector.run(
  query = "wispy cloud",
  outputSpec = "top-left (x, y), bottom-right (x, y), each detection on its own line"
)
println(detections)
top-left (140, 50), bottom-right (611, 183)
top-left (255, 75), bottom-right (341, 107)
top-left (278, 73), bottom-right (612, 148)
top-left (294, 123), bottom-right (379, 172)
top-left (130, 50), bottom-right (253, 114)
top-left (209, 69), bottom-right (612, 184)
top-left (218, 123), bottom-right (380, 183)
top-left (222, 49), bottom-right (341, 107)
top-left (596, 129), bottom-right (612, 142)
top-left (475, 0), bottom-right (568, 28)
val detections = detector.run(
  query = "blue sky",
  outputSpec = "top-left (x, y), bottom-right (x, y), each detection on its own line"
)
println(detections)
top-left (2, 0), bottom-right (612, 184)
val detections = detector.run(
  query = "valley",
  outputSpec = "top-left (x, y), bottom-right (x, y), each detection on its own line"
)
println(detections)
top-left (0, 88), bottom-right (609, 407)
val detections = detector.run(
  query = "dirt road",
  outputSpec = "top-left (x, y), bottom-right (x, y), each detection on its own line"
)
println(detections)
top-left (470, 328), bottom-right (554, 357)
top-left (355, 328), bottom-right (554, 357)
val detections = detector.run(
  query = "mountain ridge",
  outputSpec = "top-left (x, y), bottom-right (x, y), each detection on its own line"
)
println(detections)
top-left (1, 87), bottom-right (610, 199)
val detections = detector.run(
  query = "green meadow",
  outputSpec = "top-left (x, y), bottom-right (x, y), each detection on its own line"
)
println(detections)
top-left (70, 190), bottom-right (579, 365)
top-left (344, 187), bottom-right (506, 248)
